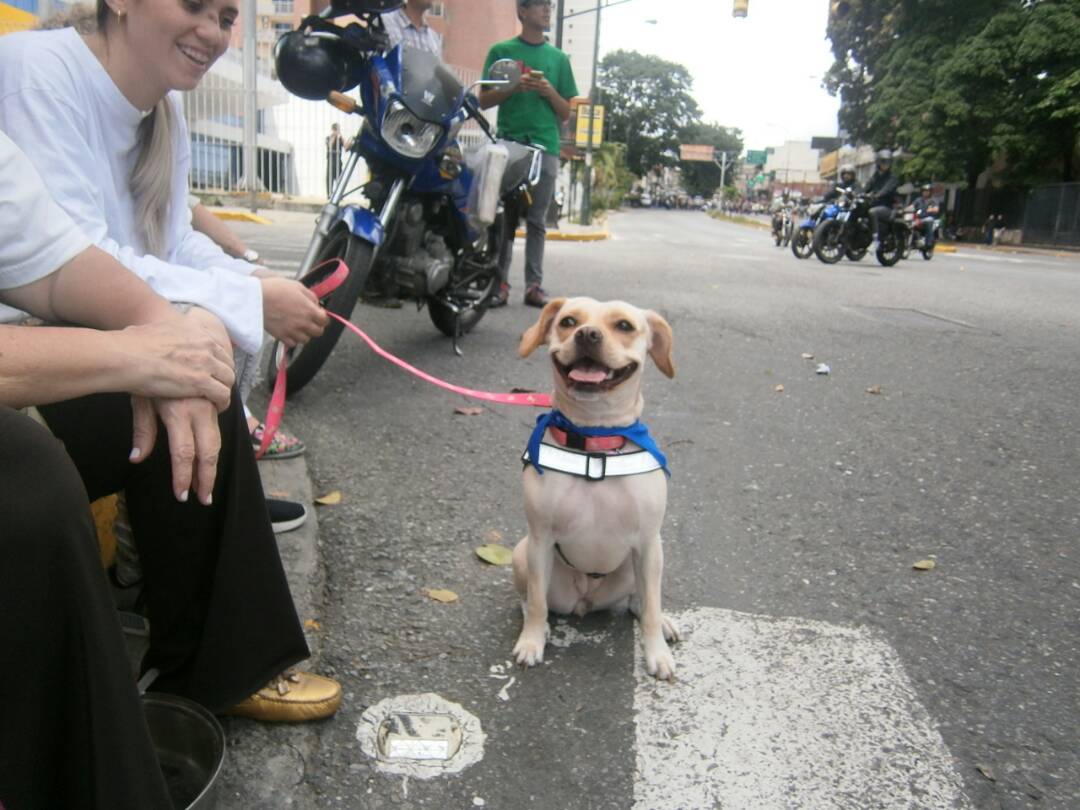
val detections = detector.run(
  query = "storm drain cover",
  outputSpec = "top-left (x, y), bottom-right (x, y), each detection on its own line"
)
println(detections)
top-left (356, 693), bottom-right (485, 778)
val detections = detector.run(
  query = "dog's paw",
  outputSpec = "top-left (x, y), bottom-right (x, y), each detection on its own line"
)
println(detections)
top-left (513, 628), bottom-right (548, 667)
top-left (644, 639), bottom-right (676, 681)
top-left (661, 614), bottom-right (682, 643)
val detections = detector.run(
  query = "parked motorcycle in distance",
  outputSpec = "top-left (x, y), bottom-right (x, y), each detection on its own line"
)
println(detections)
top-left (269, 7), bottom-right (540, 396)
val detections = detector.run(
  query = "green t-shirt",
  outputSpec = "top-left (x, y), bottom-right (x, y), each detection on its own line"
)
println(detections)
top-left (482, 37), bottom-right (579, 156)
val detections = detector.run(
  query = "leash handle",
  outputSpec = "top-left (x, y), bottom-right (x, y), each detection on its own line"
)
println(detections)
top-left (255, 260), bottom-right (551, 459)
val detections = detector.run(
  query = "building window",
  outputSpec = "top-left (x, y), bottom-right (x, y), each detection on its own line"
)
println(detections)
top-left (273, 0), bottom-right (293, 12)
top-left (273, 21), bottom-right (292, 39)
top-left (429, 2), bottom-right (445, 17)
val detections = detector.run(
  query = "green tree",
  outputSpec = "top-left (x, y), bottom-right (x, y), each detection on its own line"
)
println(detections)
top-left (825, 0), bottom-right (1080, 184)
top-left (678, 122), bottom-right (744, 198)
top-left (598, 50), bottom-right (701, 176)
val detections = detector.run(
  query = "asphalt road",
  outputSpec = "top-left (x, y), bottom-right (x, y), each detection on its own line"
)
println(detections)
top-left (226, 209), bottom-right (1079, 809)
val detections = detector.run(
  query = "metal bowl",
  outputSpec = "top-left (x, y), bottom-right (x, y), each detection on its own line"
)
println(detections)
top-left (142, 694), bottom-right (226, 810)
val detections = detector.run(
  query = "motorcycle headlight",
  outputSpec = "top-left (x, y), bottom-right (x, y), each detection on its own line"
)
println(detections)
top-left (381, 100), bottom-right (443, 159)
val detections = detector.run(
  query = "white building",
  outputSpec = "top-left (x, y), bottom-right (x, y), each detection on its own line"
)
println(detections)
top-left (560, 1), bottom-right (598, 99)
top-left (764, 140), bottom-right (822, 186)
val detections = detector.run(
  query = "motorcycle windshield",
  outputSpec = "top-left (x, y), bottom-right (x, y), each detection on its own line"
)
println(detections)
top-left (398, 46), bottom-right (463, 124)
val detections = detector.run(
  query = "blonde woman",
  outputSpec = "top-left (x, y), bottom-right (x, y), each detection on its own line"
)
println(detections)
top-left (0, 0), bottom-right (324, 451)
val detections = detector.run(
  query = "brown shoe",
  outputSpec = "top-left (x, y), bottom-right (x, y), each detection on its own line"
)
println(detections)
top-left (523, 285), bottom-right (549, 308)
top-left (226, 670), bottom-right (342, 722)
top-left (489, 282), bottom-right (509, 308)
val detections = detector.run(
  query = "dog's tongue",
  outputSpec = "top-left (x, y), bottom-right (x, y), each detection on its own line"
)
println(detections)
top-left (569, 365), bottom-right (607, 384)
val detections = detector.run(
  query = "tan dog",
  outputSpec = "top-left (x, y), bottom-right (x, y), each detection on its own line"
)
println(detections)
top-left (513, 297), bottom-right (679, 680)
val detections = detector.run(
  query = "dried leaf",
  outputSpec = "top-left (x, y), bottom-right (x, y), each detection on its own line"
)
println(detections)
top-left (475, 544), bottom-right (513, 566)
top-left (774, 384), bottom-right (785, 393)
top-left (303, 618), bottom-right (321, 630)
top-left (485, 528), bottom-right (504, 543)
top-left (454, 406), bottom-right (485, 416)
top-left (913, 559), bottom-right (936, 571)
top-left (801, 353), bottom-right (815, 360)
top-left (976, 764), bottom-right (996, 782)
top-left (866, 384), bottom-right (883, 395)
top-left (267, 490), bottom-right (291, 499)
top-left (424, 588), bottom-right (459, 603)
top-left (315, 490), bottom-right (342, 505)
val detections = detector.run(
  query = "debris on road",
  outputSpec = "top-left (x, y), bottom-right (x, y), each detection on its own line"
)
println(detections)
top-left (801, 352), bottom-right (815, 360)
top-left (423, 588), bottom-right (459, 603)
top-left (454, 406), bottom-right (485, 416)
top-left (774, 384), bottom-right (785, 393)
top-left (866, 384), bottom-right (883, 395)
top-left (315, 490), bottom-right (342, 505)
top-left (475, 544), bottom-right (513, 566)
top-left (913, 559), bottom-right (937, 571)
top-left (816, 363), bottom-right (831, 375)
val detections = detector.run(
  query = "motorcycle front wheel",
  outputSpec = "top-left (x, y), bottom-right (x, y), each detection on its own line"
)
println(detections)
top-left (845, 246), bottom-right (868, 262)
top-left (812, 220), bottom-right (844, 264)
top-left (791, 227), bottom-right (814, 259)
top-left (428, 213), bottom-right (503, 338)
top-left (266, 226), bottom-right (374, 397)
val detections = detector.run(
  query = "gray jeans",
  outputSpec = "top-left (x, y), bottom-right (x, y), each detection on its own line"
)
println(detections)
top-left (498, 151), bottom-right (559, 290)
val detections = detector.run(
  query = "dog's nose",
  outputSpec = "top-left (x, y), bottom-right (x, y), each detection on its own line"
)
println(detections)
top-left (575, 326), bottom-right (603, 346)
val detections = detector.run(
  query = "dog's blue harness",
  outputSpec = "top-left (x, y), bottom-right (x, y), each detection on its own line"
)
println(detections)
top-left (522, 410), bottom-right (670, 482)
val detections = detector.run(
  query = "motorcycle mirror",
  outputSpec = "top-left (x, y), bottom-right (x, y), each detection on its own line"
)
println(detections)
top-left (327, 91), bottom-right (359, 114)
top-left (484, 58), bottom-right (522, 89)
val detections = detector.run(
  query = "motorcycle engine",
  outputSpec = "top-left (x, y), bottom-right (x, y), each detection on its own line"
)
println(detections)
top-left (386, 202), bottom-right (454, 297)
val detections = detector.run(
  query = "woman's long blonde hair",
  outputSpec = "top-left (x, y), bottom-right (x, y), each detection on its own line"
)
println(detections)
top-left (95, 0), bottom-right (175, 256)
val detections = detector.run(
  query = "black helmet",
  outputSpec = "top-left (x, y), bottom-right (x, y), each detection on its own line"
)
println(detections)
top-left (275, 30), bottom-right (361, 101)
top-left (875, 148), bottom-right (893, 166)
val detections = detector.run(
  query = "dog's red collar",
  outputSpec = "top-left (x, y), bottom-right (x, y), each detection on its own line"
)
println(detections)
top-left (548, 425), bottom-right (626, 452)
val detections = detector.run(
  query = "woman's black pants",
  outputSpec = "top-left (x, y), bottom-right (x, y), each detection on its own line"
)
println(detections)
top-left (0, 394), bottom-right (309, 809)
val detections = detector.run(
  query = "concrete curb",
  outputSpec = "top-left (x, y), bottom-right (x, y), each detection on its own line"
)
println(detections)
top-left (515, 226), bottom-right (610, 242)
top-left (209, 209), bottom-right (274, 225)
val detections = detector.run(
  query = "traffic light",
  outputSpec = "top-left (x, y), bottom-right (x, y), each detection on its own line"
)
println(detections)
top-left (733, 0), bottom-right (748, 18)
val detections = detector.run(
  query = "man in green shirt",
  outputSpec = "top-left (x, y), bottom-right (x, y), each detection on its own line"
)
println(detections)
top-left (481, 0), bottom-right (578, 308)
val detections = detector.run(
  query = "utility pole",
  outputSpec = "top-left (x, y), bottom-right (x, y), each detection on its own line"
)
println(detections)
top-left (715, 151), bottom-right (731, 192)
top-left (580, 0), bottom-right (602, 225)
top-left (555, 0), bottom-right (565, 48)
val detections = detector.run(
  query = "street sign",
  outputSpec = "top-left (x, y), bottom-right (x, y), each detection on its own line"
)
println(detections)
top-left (745, 149), bottom-right (768, 167)
top-left (680, 144), bottom-right (716, 163)
top-left (574, 104), bottom-right (605, 148)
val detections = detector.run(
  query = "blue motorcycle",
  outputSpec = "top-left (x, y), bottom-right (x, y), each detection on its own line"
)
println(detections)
top-left (269, 1), bottom-right (541, 395)
top-left (791, 201), bottom-right (825, 259)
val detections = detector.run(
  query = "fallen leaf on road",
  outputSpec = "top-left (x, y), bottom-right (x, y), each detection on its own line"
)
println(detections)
top-left (267, 490), bottom-right (290, 499)
top-left (774, 384), bottom-right (785, 393)
top-left (976, 764), bottom-right (996, 782)
top-left (913, 559), bottom-right (936, 571)
top-left (475, 544), bottom-right (513, 566)
top-left (866, 384), bottom-right (883, 395)
top-left (454, 406), bottom-right (485, 416)
top-left (304, 618), bottom-right (321, 630)
top-left (315, 490), bottom-right (342, 505)
top-left (486, 528), bottom-right (504, 543)
top-left (423, 588), bottom-right (459, 603)
top-left (801, 353), bottom-right (815, 360)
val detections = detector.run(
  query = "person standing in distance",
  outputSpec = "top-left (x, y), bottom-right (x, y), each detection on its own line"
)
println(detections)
top-left (480, 0), bottom-right (577, 308)
top-left (381, 0), bottom-right (443, 56)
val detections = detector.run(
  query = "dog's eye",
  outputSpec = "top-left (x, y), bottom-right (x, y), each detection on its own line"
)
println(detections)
top-left (615, 320), bottom-right (635, 333)
top-left (559, 316), bottom-right (577, 328)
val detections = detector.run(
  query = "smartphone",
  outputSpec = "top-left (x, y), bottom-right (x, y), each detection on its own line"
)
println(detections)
top-left (529, 70), bottom-right (544, 79)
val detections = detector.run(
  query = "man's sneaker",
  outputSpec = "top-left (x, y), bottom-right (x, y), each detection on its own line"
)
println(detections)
top-left (267, 497), bottom-right (307, 534)
top-left (490, 282), bottom-right (509, 308)
top-left (524, 284), bottom-right (550, 308)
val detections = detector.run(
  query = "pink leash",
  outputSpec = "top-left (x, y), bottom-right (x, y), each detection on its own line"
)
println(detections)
top-left (256, 259), bottom-right (551, 459)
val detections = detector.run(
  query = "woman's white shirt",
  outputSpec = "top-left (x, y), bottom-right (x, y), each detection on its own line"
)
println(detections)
top-left (0, 28), bottom-right (264, 354)
top-left (0, 129), bottom-right (91, 298)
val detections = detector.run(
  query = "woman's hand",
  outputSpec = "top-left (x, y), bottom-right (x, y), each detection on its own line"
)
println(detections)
top-left (130, 395), bottom-right (221, 505)
top-left (260, 276), bottom-right (329, 348)
top-left (116, 314), bottom-right (236, 411)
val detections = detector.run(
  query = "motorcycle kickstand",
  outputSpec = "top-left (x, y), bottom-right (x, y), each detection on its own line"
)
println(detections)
top-left (452, 312), bottom-right (464, 357)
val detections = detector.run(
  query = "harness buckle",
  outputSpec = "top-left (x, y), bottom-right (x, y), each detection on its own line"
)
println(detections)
top-left (585, 453), bottom-right (606, 481)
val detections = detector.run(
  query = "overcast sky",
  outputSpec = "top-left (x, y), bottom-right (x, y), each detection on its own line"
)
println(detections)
top-left (594, 0), bottom-right (842, 152)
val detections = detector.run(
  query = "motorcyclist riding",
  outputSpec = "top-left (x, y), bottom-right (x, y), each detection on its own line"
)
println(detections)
top-left (864, 149), bottom-right (900, 241)
top-left (771, 189), bottom-right (794, 237)
top-left (823, 163), bottom-right (860, 202)
top-left (912, 183), bottom-right (940, 249)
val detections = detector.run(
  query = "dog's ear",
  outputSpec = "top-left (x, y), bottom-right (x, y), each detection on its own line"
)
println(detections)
top-left (518, 298), bottom-right (567, 357)
top-left (645, 310), bottom-right (675, 378)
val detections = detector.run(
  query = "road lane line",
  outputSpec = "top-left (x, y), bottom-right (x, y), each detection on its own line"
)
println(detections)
top-left (634, 607), bottom-right (972, 809)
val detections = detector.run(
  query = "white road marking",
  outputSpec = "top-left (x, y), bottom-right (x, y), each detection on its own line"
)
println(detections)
top-left (634, 607), bottom-right (972, 809)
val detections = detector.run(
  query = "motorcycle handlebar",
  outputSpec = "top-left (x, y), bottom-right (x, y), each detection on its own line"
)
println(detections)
top-left (464, 93), bottom-right (496, 142)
